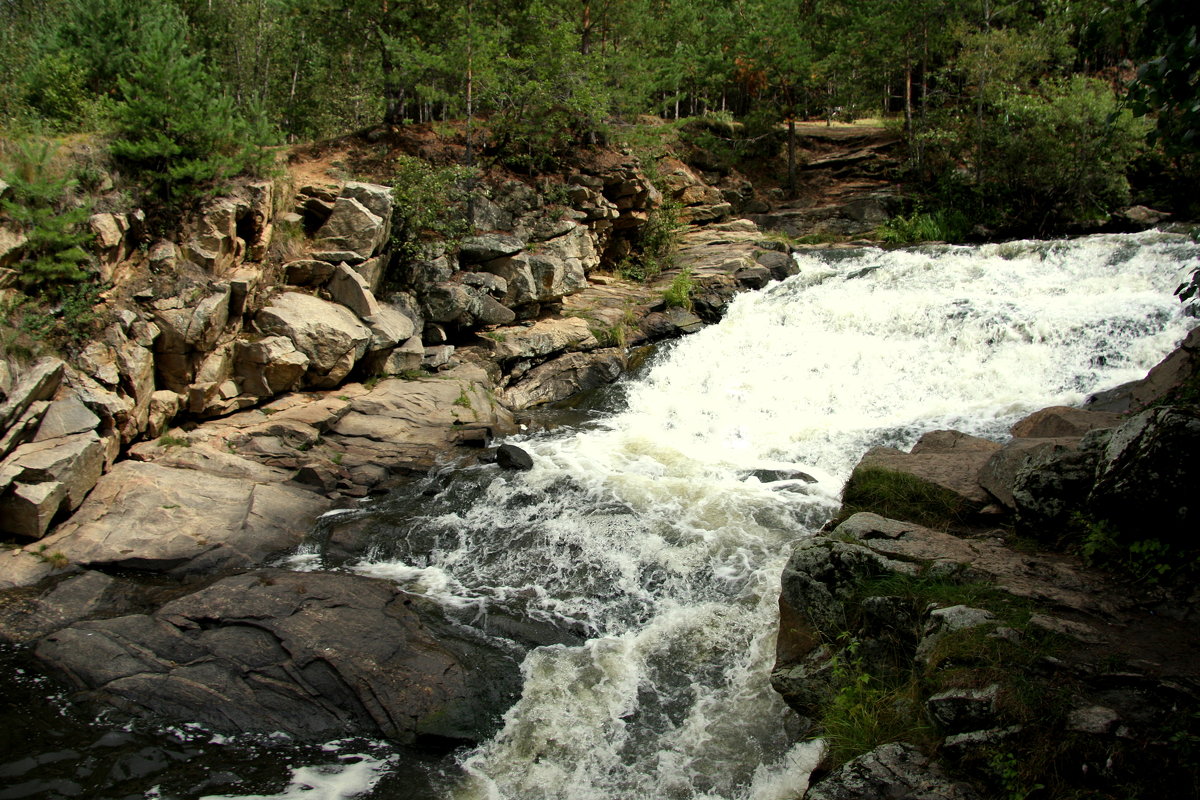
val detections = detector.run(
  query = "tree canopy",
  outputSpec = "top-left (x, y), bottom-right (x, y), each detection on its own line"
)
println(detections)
top-left (0, 0), bottom-right (1196, 228)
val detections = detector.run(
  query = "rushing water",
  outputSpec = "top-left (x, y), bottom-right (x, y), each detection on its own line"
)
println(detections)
top-left (3, 232), bottom-right (1198, 800)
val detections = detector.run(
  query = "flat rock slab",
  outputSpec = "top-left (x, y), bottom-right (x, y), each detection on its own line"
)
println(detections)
top-left (34, 461), bottom-right (329, 574)
top-left (35, 569), bottom-right (521, 743)
top-left (833, 512), bottom-right (1110, 615)
top-left (855, 446), bottom-right (997, 508)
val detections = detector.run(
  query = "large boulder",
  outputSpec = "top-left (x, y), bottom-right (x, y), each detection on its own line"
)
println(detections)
top-left (34, 569), bottom-right (522, 743)
top-left (1086, 326), bottom-right (1200, 412)
top-left (459, 234), bottom-right (525, 264)
top-left (850, 431), bottom-right (1001, 514)
top-left (311, 195), bottom-right (386, 264)
top-left (33, 460), bottom-right (329, 574)
top-left (501, 350), bottom-right (626, 410)
top-left (480, 317), bottom-right (598, 364)
top-left (234, 335), bottom-right (310, 397)
top-left (256, 292), bottom-right (371, 388)
top-left (1088, 406), bottom-right (1200, 547)
top-left (183, 198), bottom-right (243, 275)
top-left (0, 357), bottom-right (64, 451)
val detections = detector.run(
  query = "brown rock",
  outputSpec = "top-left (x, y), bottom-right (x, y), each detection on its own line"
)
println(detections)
top-left (1010, 406), bottom-right (1123, 438)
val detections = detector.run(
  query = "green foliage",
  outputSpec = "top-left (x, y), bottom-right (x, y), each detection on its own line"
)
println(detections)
top-left (1129, 0), bottom-right (1200, 156)
top-left (1, 141), bottom-right (94, 293)
top-left (589, 323), bottom-right (628, 349)
top-left (988, 751), bottom-right (1044, 800)
top-left (389, 154), bottom-right (474, 265)
top-left (974, 77), bottom-right (1147, 232)
top-left (157, 435), bottom-right (192, 448)
top-left (484, 6), bottom-right (611, 172)
top-left (820, 637), bottom-right (929, 768)
top-left (878, 207), bottom-right (971, 245)
top-left (453, 388), bottom-right (473, 409)
top-left (839, 466), bottom-right (970, 529)
top-left (1075, 512), bottom-right (1197, 585)
top-left (625, 198), bottom-right (684, 282)
top-left (108, 3), bottom-right (276, 207)
top-left (662, 268), bottom-right (694, 310)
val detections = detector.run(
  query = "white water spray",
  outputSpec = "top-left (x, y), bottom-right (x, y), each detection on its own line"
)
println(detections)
top-left (356, 232), bottom-right (1196, 800)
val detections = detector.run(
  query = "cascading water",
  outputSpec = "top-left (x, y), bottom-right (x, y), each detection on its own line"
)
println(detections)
top-left (3, 232), bottom-right (1197, 800)
top-left (346, 231), bottom-right (1199, 800)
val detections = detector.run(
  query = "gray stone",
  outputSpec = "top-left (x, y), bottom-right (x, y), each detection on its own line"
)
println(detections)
top-left (312, 196), bottom-right (386, 261)
top-left (480, 254), bottom-right (539, 306)
top-left (256, 292), bottom-right (371, 388)
top-left (461, 271), bottom-right (509, 298)
top-left (0, 480), bottom-right (68, 539)
top-left (33, 396), bottom-right (100, 441)
top-left (480, 317), bottom-right (598, 364)
top-left (459, 234), bottom-right (525, 264)
top-left (1067, 705), bottom-right (1120, 734)
top-left (496, 444), bottom-right (534, 470)
top-left (0, 357), bottom-right (64, 434)
top-left (328, 262), bottom-right (381, 319)
top-left (501, 350), bottom-right (625, 410)
top-left (283, 259), bottom-right (337, 286)
top-left (806, 742), bottom-right (981, 800)
top-left (352, 256), bottom-right (386, 293)
top-left (1010, 406), bottom-right (1123, 438)
top-left (1088, 406), bottom-right (1200, 546)
top-left (365, 305), bottom-right (417, 352)
top-left (916, 605), bottom-right (998, 663)
top-left (926, 685), bottom-right (1000, 733)
top-left (752, 248), bottom-right (795, 275)
top-left (147, 239), bottom-right (178, 272)
top-left (36, 460), bottom-right (329, 574)
top-left (423, 282), bottom-right (475, 324)
top-left (468, 291), bottom-right (517, 326)
top-left (941, 726), bottom-right (1023, 757)
top-left (381, 336), bottom-right (425, 374)
top-left (34, 569), bottom-right (521, 742)
top-left (340, 181), bottom-right (394, 240)
top-left (423, 345), bottom-right (456, 369)
top-left (4, 431), bottom-right (109, 512)
top-left (184, 198), bottom-right (243, 275)
top-left (0, 401), bottom-right (49, 460)
top-left (980, 437), bottom-right (1081, 510)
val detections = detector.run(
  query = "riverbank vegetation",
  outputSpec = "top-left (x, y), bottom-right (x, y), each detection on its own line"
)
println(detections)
top-left (1, 0), bottom-right (1196, 244)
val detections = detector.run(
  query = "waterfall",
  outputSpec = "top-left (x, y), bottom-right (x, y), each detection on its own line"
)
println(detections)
top-left (264, 231), bottom-right (1200, 798)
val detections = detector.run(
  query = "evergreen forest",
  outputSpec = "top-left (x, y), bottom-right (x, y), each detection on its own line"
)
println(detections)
top-left (1, 0), bottom-right (1197, 239)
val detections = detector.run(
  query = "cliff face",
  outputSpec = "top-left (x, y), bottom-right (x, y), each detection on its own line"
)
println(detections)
top-left (773, 341), bottom-right (1200, 798)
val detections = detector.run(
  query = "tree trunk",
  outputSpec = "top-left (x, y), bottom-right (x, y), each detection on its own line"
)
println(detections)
top-left (787, 117), bottom-right (797, 198)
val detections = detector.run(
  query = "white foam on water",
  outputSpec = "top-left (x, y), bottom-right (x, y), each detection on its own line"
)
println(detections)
top-left (196, 752), bottom-right (395, 800)
top-left (349, 232), bottom-right (1197, 799)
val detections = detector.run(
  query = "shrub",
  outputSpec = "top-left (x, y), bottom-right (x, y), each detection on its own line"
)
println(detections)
top-left (878, 208), bottom-right (971, 245)
top-left (0, 140), bottom-right (94, 292)
top-left (389, 154), bottom-right (474, 266)
top-left (662, 267), bottom-right (694, 310)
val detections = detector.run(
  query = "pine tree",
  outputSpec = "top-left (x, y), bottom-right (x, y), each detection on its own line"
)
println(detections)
top-left (108, 3), bottom-right (274, 206)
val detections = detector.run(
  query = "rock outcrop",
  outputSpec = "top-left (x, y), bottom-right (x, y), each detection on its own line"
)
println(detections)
top-left (33, 569), bottom-right (522, 743)
top-left (778, 328), bottom-right (1200, 798)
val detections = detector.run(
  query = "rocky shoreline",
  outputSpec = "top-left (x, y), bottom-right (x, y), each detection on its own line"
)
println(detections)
top-left (774, 330), bottom-right (1200, 798)
top-left (0, 148), bottom-right (819, 747)
top-left (3, 134), bottom-right (1197, 794)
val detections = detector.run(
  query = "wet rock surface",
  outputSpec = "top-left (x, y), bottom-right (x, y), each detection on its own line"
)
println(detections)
top-left (34, 569), bottom-right (522, 743)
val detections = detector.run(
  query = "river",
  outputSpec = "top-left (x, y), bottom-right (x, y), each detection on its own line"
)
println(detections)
top-left (3, 231), bottom-right (1197, 800)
